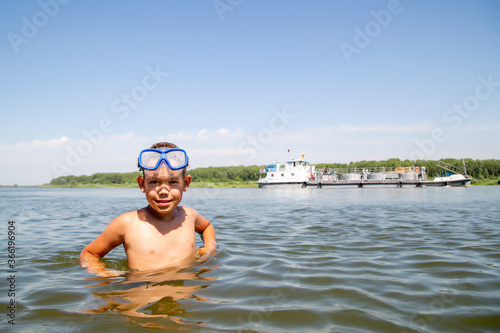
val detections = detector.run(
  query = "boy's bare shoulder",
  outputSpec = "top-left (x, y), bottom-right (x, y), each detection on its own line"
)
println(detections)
top-left (108, 210), bottom-right (140, 227)
top-left (115, 210), bottom-right (139, 221)
top-left (179, 205), bottom-right (200, 217)
top-left (180, 206), bottom-right (211, 230)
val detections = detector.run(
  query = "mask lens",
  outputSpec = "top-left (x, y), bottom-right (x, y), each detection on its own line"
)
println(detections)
top-left (166, 150), bottom-right (187, 169)
top-left (141, 151), bottom-right (161, 169)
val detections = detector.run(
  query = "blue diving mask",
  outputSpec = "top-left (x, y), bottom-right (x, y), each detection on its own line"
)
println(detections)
top-left (138, 148), bottom-right (189, 171)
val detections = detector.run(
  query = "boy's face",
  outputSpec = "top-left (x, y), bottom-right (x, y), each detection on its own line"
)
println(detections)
top-left (137, 163), bottom-right (191, 217)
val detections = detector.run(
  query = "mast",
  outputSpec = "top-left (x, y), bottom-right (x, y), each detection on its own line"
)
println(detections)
top-left (437, 160), bottom-right (468, 176)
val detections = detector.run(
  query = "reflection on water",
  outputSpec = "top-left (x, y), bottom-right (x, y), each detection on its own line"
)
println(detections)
top-left (85, 255), bottom-right (218, 323)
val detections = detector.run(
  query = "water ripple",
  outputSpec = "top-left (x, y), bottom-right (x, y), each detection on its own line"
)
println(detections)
top-left (2, 187), bottom-right (500, 332)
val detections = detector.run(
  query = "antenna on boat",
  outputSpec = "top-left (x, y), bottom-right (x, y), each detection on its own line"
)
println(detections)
top-left (463, 159), bottom-right (468, 177)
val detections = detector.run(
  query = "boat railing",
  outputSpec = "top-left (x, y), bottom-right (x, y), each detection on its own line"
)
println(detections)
top-left (437, 161), bottom-right (468, 177)
top-left (317, 166), bottom-right (419, 175)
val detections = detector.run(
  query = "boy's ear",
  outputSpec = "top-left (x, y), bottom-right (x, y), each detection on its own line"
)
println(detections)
top-left (137, 175), bottom-right (145, 193)
top-left (183, 174), bottom-right (191, 192)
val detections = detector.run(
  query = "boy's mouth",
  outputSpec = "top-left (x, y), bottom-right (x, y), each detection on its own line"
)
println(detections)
top-left (156, 199), bottom-right (171, 207)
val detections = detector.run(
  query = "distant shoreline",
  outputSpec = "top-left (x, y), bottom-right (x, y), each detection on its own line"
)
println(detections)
top-left (0, 180), bottom-right (260, 189)
top-left (1, 181), bottom-right (499, 189)
top-left (8, 158), bottom-right (496, 188)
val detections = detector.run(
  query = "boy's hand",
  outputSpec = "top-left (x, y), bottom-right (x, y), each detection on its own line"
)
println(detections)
top-left (81, 260), bottom-right (124, 277)
top-left (196, 246), bottom-right (216, 258)
top-left (80, 250), bottom-right (124, 277)
top-left (196, 246), bottom-right (209, 257)
top-left (92, 269), bottom-right (124, 278)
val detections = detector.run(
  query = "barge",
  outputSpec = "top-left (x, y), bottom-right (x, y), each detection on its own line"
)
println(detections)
top-left (258, 156), bottom-right (471, 188)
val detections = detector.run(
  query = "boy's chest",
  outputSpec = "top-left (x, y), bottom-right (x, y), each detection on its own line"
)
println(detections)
top-left (125, 220), bottom-right (196, 259)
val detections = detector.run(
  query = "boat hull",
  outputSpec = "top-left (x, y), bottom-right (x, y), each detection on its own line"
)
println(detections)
top-left (306, 178), bottom-right (472, 188)
top-left (420, 178), bottom-right (471, 187)
top-left (258, 182), bottom-right (307, 188)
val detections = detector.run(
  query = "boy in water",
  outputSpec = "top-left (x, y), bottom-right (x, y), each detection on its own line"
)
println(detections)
top-left (80, 142), bottom-right (216, 276)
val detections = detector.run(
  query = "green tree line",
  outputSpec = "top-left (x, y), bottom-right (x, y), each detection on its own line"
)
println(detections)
top-left (49, 172), bottom-right (142, 187)
top-left (187, 165), bottom-right (262, 182)
top-left (47, 158), bottom-right (500, 187)
top-left (47, 166), bottom-right (262, 187)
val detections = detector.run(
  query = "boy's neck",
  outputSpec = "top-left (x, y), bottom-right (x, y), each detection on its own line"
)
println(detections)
top-left (145, 205), bottom-right (178, 222)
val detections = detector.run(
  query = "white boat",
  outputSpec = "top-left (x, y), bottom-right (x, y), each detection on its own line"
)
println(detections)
top-left (421, 173), bottom-right (471, 187)
top-left (420, 162), bottom-right (472, 187)
top-left (258, 155), bottom-right (315, 188)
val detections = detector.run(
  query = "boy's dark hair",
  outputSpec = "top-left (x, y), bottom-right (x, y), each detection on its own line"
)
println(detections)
top-left (150, 142), bottom-right (178, 149)
top-left (138, 142), bottom-right (187, 177)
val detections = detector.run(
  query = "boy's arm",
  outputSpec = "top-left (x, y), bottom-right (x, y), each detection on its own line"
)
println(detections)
top-left (79, 214), bottom-right (127, 276)
top-left (194, 212), bottom-right (217, 256)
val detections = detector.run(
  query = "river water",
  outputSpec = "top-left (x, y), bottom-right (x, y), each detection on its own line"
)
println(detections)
top-left (1, 186), bottom-right (499, 332)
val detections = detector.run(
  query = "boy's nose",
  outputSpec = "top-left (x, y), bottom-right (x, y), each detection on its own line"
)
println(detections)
top-left (158, 184), bottom-right (170, 194)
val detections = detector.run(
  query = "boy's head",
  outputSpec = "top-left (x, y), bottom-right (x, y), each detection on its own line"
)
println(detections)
top-left (136, 142), bottom-right (191, 215)
top-left (137, 142), bottom-right (188, 178)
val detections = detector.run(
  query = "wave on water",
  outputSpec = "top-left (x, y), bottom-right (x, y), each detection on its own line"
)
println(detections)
top-left (1, 187), bottom-right (500, 332)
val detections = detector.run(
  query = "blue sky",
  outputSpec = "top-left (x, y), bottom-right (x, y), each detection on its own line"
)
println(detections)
top-left (1, 0), bottom-right (499, 185)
